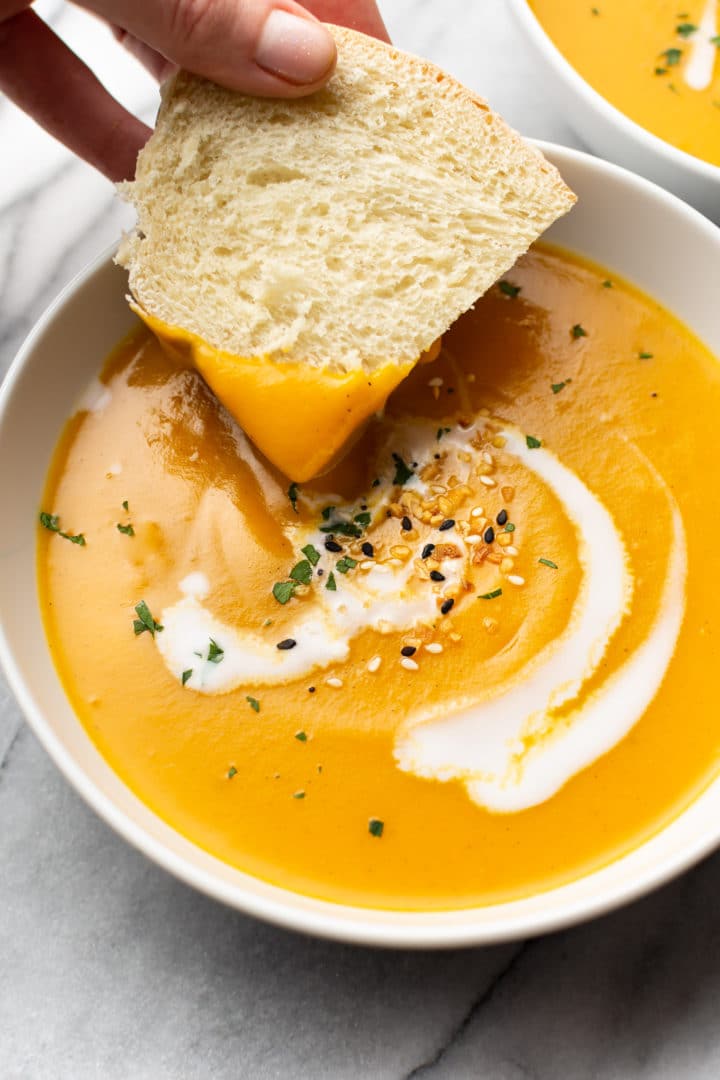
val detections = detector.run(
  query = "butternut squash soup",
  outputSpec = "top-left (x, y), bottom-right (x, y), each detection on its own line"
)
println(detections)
top-left (38, 245), bottom-right (720, 911)
top-left (528, 0), bottom-right (720, 166)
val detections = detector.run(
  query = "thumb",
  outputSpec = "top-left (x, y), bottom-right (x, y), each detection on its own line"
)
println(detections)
top-left (88, 0), bottom-right (338, 96)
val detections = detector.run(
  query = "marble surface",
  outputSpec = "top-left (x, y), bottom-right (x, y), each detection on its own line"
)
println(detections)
top-left (2, 2), bottom-right (720, 1077)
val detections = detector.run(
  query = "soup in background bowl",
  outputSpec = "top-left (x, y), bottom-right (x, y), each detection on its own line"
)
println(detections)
top-left (1, 144), bottom-right (720, 946)
top-left (509, 0), bottom-right (720, 223)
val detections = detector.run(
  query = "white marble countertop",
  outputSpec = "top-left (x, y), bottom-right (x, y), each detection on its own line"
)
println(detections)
top-left (3, 2), bottom-right (720, 1077)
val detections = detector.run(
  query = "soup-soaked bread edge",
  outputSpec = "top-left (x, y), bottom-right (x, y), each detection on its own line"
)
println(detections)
top-left (117, 24), bottom-right (576, 374)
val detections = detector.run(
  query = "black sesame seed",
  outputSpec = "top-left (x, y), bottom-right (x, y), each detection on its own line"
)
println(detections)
top-left (308, 686), bottom-right (316, 693)
top-left (430, 570), bottom-right (445, 582)
top-left (386, 510), bottom-right (392, 518)
top-left (434, 453), bottom-right (441, 460)
top-left (317, 568), bottom-right (324, 576)
top-left (360, 504), bottom-right (368, 511)
top-left (361, 541), bottom-right (374, 557)
top-left (439, 519), bottom-right (455, 532)
top-left (496, 509), bottom-right (508, 526)
top-left (277, 638), bottom-right (297, 650)
top-left (421, 543), bottom-right (435, 560)
top-left (401, 645), bottom-right (417, 657)
top-left (440, 598), bottom-right (455, 615)
top-left (401, 515), bottom-right (412, 531)
top-left (412, 462), bottom-right (418, 468)
top-left (484, 526), bottom-right (495, 544)
top-left (325, 539), bottom-right (342, 553)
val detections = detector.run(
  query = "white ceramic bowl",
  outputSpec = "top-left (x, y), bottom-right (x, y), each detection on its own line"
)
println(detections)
top-left (509, 0), bottom-right (720, 223)
top-left (1, 144), bottom-right (720, 948)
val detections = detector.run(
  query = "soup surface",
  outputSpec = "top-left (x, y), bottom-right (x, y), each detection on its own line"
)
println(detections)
top-left (529, 0), bottom-right (720, 166)
top-left (39, 245), bottom-right (720, 911)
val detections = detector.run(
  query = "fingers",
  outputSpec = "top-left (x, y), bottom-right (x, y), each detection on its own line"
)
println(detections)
top-left (0, 8), bottom-right (151, 179)
top-left (85, 0), bottom-right (339, 96)
top-left (300, 0), bottom-right (390, 41)
top-left (110, 25), bottom-right (177, 82)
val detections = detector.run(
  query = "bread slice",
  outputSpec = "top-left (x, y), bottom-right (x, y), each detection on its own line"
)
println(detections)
top-left (117, 25), bottom-right (575, 478)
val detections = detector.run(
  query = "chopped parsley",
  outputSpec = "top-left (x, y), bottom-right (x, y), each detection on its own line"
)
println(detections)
top-left (368, 817), bottom-right (384, 838)
top-left (712, 35), bottom-right (720, 47)
top-left (391, 452), bottom-right (414, 486)
top-left (479, 588), bottom-right (503, 600)
top-left (655, 66), bottom-right (668, 75)
top-left (227, 766), bottom-right (238, 779)
top-left (181, 669), bottom-right (193, 686)
top-left (122, 500), bottom-right (129, 511)
top-left (301, 544), bottom-right (321, 566)
top-left (207, 638), bottom-right (224, 664)
top-left (638, 351), bottom-right (654, 360)
top-left (571, 323), bottom-right (588, 339)
top-left (504, 523), bottom-right (516, 533)
top-left (288, 482), bottom-right (299, 514)
top-left (539, 558), bottom-right (559, 569)
top-left (325, 572), bottom-right (337, 591)
top-left (321, 505), bottom-right (336, 521)
top-left (292, 790), bottom-right (306, 799)
top-left (295, 730), bottom-right (308, 742)
top-left (354, 511), bottom-right (372, 527)
top-left (335, 556), bottom-right (357, 575)
top-left (246, 695), bottom-right (260, 713)
top-left (526, 435), bottom-right (542, 449)
top-left (675, 22), bottom-right (697, 36)
top-left (602, 280), bottom-right (613, 288)
top-left (551, 380), bottom-right (571, 394)
top-left (499, 281), bottom-right (521, 298)
top-left (273, 580), bottom-right (296, 605)
top-left (437, 426), bottom-right (451, 440)
top-left (289, 559), bottom-right (313, 585)
top-left (659, 47), bottom-right (682, 66)
top-left (39, 511), bottom-right (86, 546)
top-left (116, 522), bottom-right (135, 536)
top-left (319, 519), bottom-right (362, 538)
top-left (133, 600), bottom-right (163, 637)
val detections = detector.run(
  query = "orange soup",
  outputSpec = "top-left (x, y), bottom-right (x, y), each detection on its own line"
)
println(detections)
top-left (38, 245), bottom-right (720, 911)
top-left (529, 0), bottom-right (720, 166)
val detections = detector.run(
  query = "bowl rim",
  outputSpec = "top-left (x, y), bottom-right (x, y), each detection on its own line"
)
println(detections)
top-left (2, 140), bottom-right (720, 949)
top-left (508, 0), bottom-right (720, 183)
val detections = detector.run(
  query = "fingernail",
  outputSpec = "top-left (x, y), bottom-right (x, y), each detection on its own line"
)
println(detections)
top-left (256, 10), bottom-right (336, 85)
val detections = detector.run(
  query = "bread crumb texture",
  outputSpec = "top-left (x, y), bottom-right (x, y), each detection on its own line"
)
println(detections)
top-left (118, 25), bottom-right (575, 374)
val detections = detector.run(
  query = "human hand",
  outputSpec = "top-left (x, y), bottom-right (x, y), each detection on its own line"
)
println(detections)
top-left (0, 0), bottom-right (389, 181)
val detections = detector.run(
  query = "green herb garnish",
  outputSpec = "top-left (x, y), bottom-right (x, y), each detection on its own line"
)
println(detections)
top-left (526, 435), bottom-right (542, 449)
top-left (116, 522), bottom-right (135, 536)
top-left (321, 505), bottom-right (335, 521)
top-left (571, 323), bottom-right (588, 339)
top-left (295, 731), bottom-right (308, 742)
top-left (539, 558), bottom-right (559, 569)
top-left (392, 453), bottom-right (414, 486)
top-left (479, 588), bottom-right (503, 600)
top-left (39, 511), bottom-right (86, 546)
top-left (273, 581), bottom-right (296, 605)
top-left (207, 638), bottom-right (224, 664)
top-left (181, 669), bottom-right (193, 686)
top-left (301, 544), bottom-right (321, 566)
top-left (368, 818), bottom-right (384, 838)
top-left (436, 426), bottom-right (451, 440)
top-left (659, 47), bottom-right (682, 66)
top-left (246, 696), bottom-right (260, 713)
top-left (325, 572), bottom-right (337, 591)
top-left (133, 600), bottom-right (163, 637)
top-left (292, 790), bottom-right (306, 800)
top-left (122, 500), bottom-right (129, 511)
top-left (655, 66), bottom-right (668, 75)
top-left (319, 520), bottom-right (362, 538)
top-left (602, 280), bottom-right (613, 288)
top-left (638, 351), bottom-right (654, 359)
top-left (499, 281), bottom-right (521, 298)
top-left (354, 511), bottom-right (372, 527)
top-left (227, 766), bottom-right (237, 779)
top-left (551, 380), bottom-right (571, 394)
top-left (289, 559), bottom-right (313, 585)
top-left (675, 22), bottom-right (697, 36)
top-left (336, 556), bottom-right (357, 575)
top-left (712, 35), bottom-right (720, 46)
top-left (504, 523), bottom-right (516, 532)
top-left (288, 482), bottom-right (299, 514)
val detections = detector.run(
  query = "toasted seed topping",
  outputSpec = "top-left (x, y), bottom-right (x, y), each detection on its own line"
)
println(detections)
top-left (421, 543), bottom-right (435, 559)
top-left (401, 645), bottom-right (417, 657)
top-left (425, 642), bottom-right (443, 654)
top-left (484, 526), bottom-right (495, 543)
top-left (438, 519), bottom-right (455, 531)
top-left (401, 515), bottom-right (412, 531)
top-left (367, 655), bottom-right (382, 673)
top-left (496, 509), bottom-right (508, 526)
top-left (401, 657), bottom-right (419, 671)
top-left (361, 541), bottom-right (374, 558)
top-left (430, 570), bottom-right (445, 582)
top-left (277, 638), bottom-right (297, 650)
top-left (325, 539), bottom-right (343, 553)
top-left (508, 575), bottom-right (526, 586)
top-left (440, 598), bottom-right (455, 615)
top-left (326, 677), bottom-right (343, 688)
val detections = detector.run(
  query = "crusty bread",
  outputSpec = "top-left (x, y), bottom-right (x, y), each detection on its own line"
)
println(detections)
top-left (117, 25), bottom-right (575, 374)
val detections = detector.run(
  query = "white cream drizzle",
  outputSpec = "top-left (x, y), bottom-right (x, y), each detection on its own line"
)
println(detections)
top-left (684, 0), bottom-right (718, 91)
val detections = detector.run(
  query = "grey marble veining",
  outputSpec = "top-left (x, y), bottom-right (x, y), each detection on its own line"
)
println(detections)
top-left (2, 1), bottom-right (720, 1077)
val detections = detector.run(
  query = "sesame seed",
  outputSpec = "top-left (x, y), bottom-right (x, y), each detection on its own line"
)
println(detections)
top-left (480, 476), bottom-right (496, 487)
top-left (325, 539), bottom-right (342, 553)
top-left (401, 645), bottom-right (417, 657)
top-left (439, 519), bottom-right (455, 532)
top-left (508, 575), bottom-right (525, 586)
top-left (430, 570), bottom-right (445, 582)
top-left (425, 642), bottom-right (443, 654)
top-left (421, 543), bottom-right (435, 560)
top-left (496, 509), bottom-right (508, 526)
top-left (367, 655), bottom-right (382, 673)
top-left (482, 451), bottom-right (494, 465)
top-left (440, 598), bottom-right (455, 615)
top-left (308, 686), bottom-right (316, 693)
top-left (505, 545), bottom-right (519, 556)
top-left (471, 507), bottom-right (485, 518)
top-left (428, 377), bottom-right (443, 387)
top-left (277, 638), bottom-right (297, 650)
top-left (326, 677), bottom-right (343, 688)
top-left (484, 526), bottom-right (495, 544)
top-left (401, 515), bottom-right (412, 531)
top-left (401, 657), bottom-right (419, 671)
top-left (466, 534), bottom-right (481, 544)
top-left (360, 560), bottom-right (375, 570)
top-left (361, 541), bottom-right (374, 557)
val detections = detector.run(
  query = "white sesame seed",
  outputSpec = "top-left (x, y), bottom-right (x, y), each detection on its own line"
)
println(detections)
top-left (508, 575), bottom-right (525, 587)
top-left (482, 451), bottom-right (494, 465)
top-left (480, 476), bottom-right (497, 487)
top-left (400, 658), bottom-right (419, 671)
top-left (359, 560), bottom-right (375, 570)
top-left (471, 506), bottom-right (485, 518)
top-left (367, 655), bottom-right (382, 673)
top-left (425, 643), bottom-right (443, 654)
top-left (504, 545), bottom-right (519, 556)
top-left (326, 677), bottom-right (344, 688)
top-left (427, 377), bottom-right (444, 387)
top-left (466, 534), bottom-right (481, 544)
